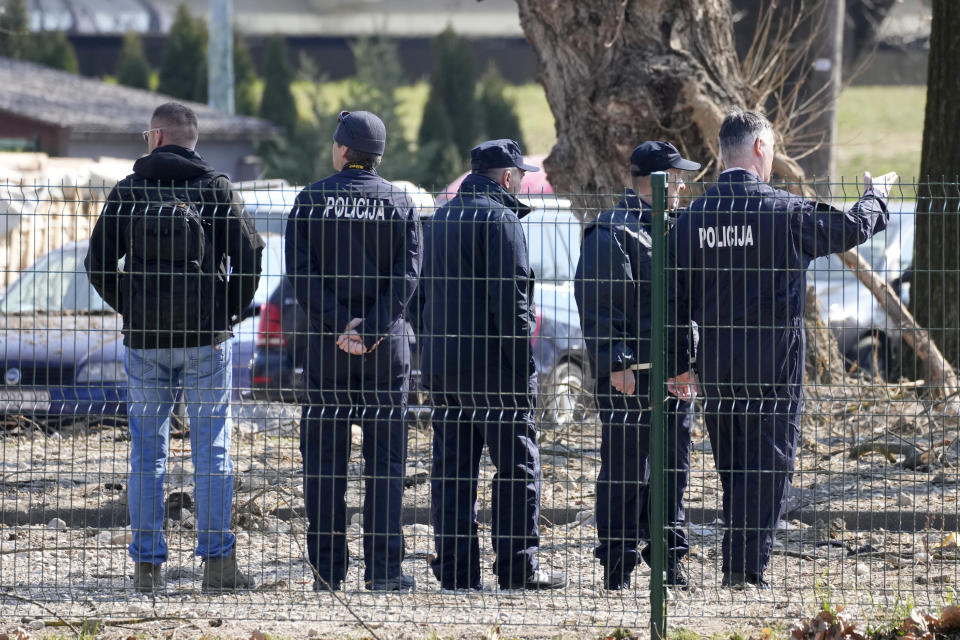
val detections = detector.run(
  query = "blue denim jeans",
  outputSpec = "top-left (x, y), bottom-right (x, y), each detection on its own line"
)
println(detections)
top-left (124, 344), bottom-right (236, 565)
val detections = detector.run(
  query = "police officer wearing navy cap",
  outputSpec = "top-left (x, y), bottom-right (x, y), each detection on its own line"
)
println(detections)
top-left (285, 110), bottom-right (422, 592)
top-left (421, 139), bottom-right (566, 591)
top-left (575, 141), bottom-right (700, 590)
top-left (671, 109), bottom-right (896, 588)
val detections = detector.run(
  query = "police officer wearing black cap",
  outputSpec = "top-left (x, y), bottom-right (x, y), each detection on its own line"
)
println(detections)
top-left (575, 141), bottom-right (700, 590)
top-left (285, 110), bottom-right (422, 592)
top-left (671, 109), bottom-right (896, 588)
top-left (421, 139), bottom-right (566, 592)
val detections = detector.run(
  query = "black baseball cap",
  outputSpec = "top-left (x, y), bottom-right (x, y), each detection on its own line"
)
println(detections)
top-left (470, 139), bottom-right (540, 172)
top-left (629, 141), bottom-right (701, 176)
top-left (333, 110), bottom-right (386, 155)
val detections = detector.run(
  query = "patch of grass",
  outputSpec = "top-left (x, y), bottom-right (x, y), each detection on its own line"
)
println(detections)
top-left (503, 83), bottom-right (555, 154)
top-left (670, 628), bottom-right (705, 640)
top-left (836, 85), bottom-right (925, 185)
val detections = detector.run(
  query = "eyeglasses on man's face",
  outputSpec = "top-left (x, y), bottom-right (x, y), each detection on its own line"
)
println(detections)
top-left (141, 128), bottom-right (162, 143)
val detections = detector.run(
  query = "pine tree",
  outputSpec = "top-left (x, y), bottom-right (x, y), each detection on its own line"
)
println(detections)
top-left (158, 3), bottom-right (208, 102)
top-left (115, 31), bottom-right (151, 89)
top-left (28, 31), bottom-right (79, 73)
top-left (478, 64), bottom-right (525, 149)
top-left (418, 27), bottom-right (480, 158)
top-left (416, 94), bottom-right (464, 188)
top-left (233, 31), bottom-right (259, 116)
top-left (256, 52), bottom-right (332, 184)
top-left (347, 35), bottom-right (421, 180)
top-left (0, 0), bottom-right (29, 59)
top-left (258, 35), bottom-right (297, 133)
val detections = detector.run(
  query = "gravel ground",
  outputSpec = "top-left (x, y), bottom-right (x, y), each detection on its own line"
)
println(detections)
top-left (1, 392), bottom-right (959, 639)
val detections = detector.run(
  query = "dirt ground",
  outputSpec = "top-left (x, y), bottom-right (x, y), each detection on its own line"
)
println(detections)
top-left (1, 386), bottom-right (959, 639)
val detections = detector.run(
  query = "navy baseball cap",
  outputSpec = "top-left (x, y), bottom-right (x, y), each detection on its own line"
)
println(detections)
top-left (333, 110), bottom-right (386, 155)
top-left (629, 141), bottom-right (701, 176)
top-left (470, 139), bottom-right (540, 173)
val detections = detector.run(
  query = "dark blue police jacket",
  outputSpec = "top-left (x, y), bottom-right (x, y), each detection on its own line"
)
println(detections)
top-left (670, 169), bottom-right (888, 389)
top-left (285, 167), bottom-right (422, 352)
top-left (420, 173), bottom-right (537, 389)
top-left (575, 190), bottom-right (690, 378)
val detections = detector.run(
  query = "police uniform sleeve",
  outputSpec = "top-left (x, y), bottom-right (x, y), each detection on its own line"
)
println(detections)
top-left (358, 199), bottom-right (423, 350)
top-left (285, 192), bottom-right (352, 335)
top-left (84, 184), bottom-right (128, 314)
top-left (486, 211), bottom-right (536, 378)
top-left (575, 223), bottom-right (638, 375)
top-left (791, 188), bottom-right (889, 259)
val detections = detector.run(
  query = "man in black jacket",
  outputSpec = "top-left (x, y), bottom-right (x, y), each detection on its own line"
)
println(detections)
top-left (575, 141), bottom-right (700, 590)
top-left (421, 139), bottom-right (565, 592)
top-left (285, 110), bottom-right (422, 592)
top-left (85, 102), bottom-right (264, 593)
top-left (671, 109), bottom-right (895, 588)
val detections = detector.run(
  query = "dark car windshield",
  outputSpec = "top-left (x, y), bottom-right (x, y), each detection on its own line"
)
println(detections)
top-left (0, 245), bottom-right (109, 314)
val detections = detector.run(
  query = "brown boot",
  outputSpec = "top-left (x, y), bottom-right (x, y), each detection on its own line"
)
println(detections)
top-left (202, 550), bottom-right (253, 592)
top-left (133, 562), bottom-right (164, 593)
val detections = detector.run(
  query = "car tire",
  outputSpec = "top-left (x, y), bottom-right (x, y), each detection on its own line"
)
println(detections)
top-left (537, 359), bottom-right (596, 430)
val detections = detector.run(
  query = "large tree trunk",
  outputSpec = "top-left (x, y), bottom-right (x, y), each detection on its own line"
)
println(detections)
top-left (913, 0), bottom-right (960, 371)
top-left (516, 0), bottom-right (749, 193)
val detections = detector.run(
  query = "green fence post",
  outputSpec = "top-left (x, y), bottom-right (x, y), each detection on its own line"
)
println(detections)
top-left (649, 171), bottom-right (668, 640)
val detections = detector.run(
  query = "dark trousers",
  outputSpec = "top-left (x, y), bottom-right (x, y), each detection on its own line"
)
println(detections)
top-left (429, 376), bottom-right (541, 589)
top-left (700, 381), bottom-right (800, 578)
top-left (593, 372), bottom-right (692, 574)
top-left (299, 344), bottom-right (409, 586)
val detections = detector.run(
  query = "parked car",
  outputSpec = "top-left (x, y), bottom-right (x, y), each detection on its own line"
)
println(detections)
top-left (807, 204), bottom-right (915, 380)
top-left (522, 196), bottom-right (594, 429)
top-left (0, 234), bottom-right (286, 424)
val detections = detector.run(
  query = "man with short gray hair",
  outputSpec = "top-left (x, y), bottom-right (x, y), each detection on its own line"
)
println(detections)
top-left (670, 109), bottom-right (897, 588)
top-left (86, 101), bottom-right (264, 593)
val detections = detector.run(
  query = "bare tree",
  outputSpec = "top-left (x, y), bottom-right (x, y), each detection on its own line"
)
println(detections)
top-left (913, 0), bottom-right (960, 370)
top-left (516, 0), bottom-right (747, 194)
top-left (515, 0), bottom-right (846, 195)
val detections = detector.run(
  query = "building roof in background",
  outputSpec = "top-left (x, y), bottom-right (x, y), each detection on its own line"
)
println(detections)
top-left (0, 57), bottom-right (274, 140)
top-left (10, 0), bottom-right (523, 36)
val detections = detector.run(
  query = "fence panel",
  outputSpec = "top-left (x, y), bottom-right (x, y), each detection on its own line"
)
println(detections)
top-left (0, 177), bottom-right (954, 640)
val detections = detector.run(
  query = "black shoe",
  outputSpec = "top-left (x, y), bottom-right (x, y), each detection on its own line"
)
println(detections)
top-left (722, 572), bottom-right (770, 590)
top-left (312, 577), bottom-right (343, 591)
top-left (665, 562), bottom-right (688, 588)
top-left (440, 583), bottom-right (484, 594)
top-left (366, 573), bottom-right (415, 592)
top-left (603, 562), bottom-right (631, 590)
top-left (501, 569), bottom-right (567, 591)
top-left (133, 562), bottom-right (165, 594)
top-left (202, 551), bottom-right (253, 593)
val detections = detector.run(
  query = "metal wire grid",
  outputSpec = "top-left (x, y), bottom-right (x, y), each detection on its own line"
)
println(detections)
top-left (0, 178), bottom-right (954, 639)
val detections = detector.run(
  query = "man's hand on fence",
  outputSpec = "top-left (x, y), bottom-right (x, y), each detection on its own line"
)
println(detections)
top-left (337, 318), bottom-right (366, 356)
top-left (863, 171), bottom-right (899, 199)
top-left (610, 369), bottom-right (636, 395)
top-left (667, 370), bottom-right (698, 400)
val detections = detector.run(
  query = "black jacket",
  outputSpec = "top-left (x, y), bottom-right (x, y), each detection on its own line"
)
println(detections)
top-left (85, 145), bottom-right (264, 349)
top-left (575, 190), bottom-right (690, 379)
top-left (420, 173), bottom-right (537, 388)
top-left (285, 167), bottom-right (422, 352)
top-left (671, 169), bottom-right (888, 387)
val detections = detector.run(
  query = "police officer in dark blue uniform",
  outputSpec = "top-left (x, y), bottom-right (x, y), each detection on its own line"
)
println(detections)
top-left (285, 110), bottom-right (422, 592)
top-left (421, 139), bottom-right (566, 592)
top-left (575, 141), bottom-right (700, 590)
top-left (671, 109), bottom-right (896, 588)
